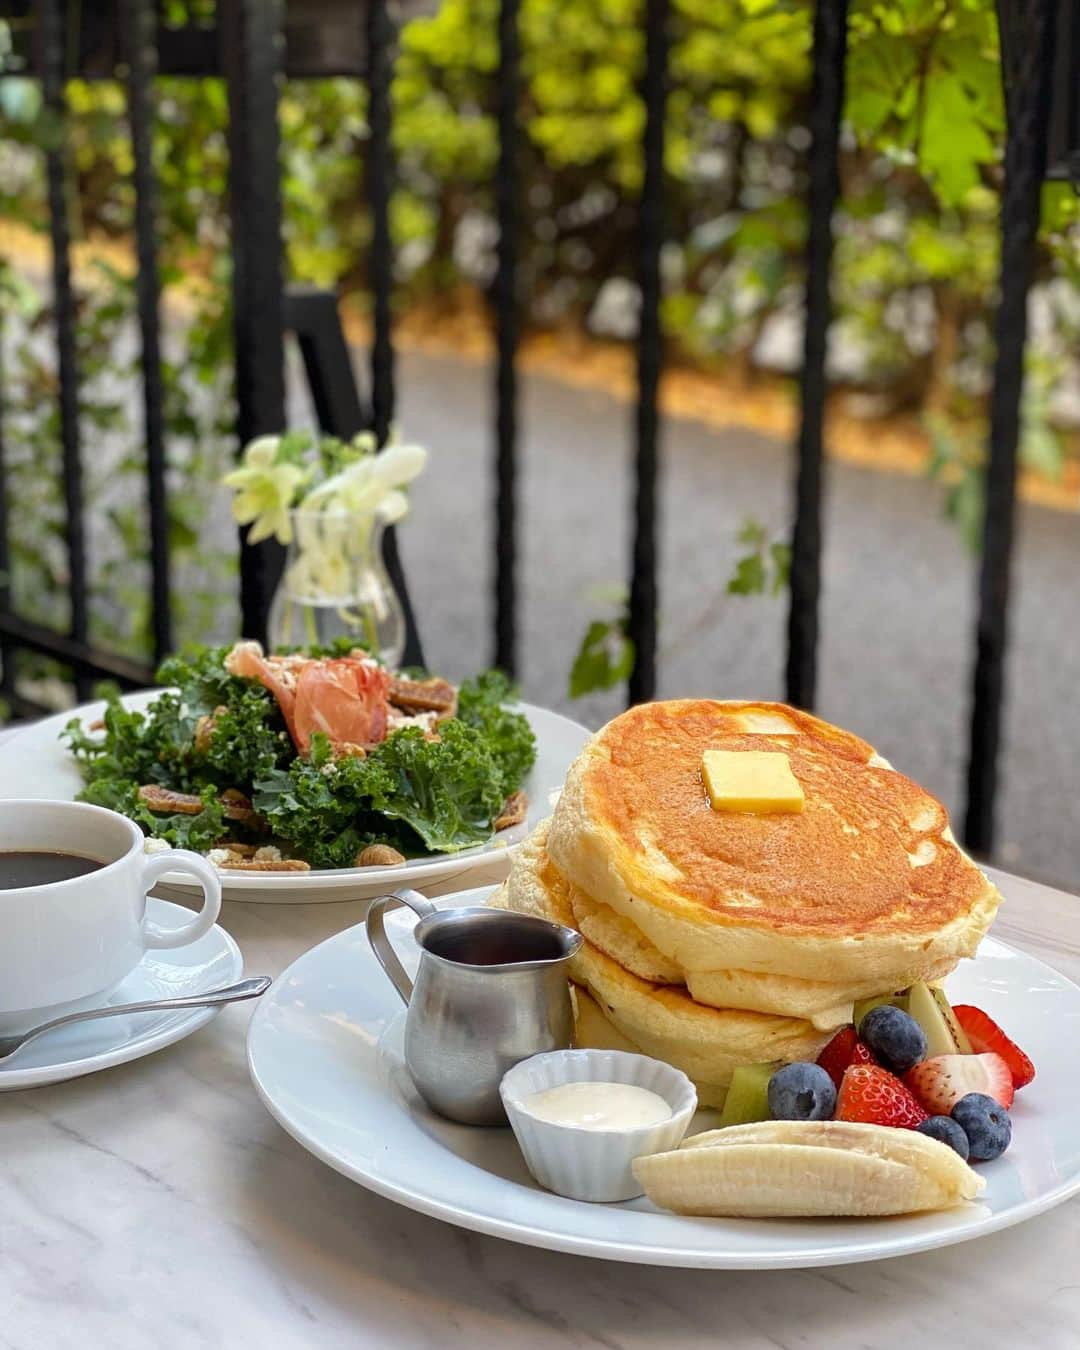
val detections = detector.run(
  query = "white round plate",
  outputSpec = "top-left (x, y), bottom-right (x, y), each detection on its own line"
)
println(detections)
top-left (247, 887), bottom-right (1080, 1269)
top-left (0, 897), bottom-right (243, 1091)
top-left (0, 690), bottom-right (590, 903)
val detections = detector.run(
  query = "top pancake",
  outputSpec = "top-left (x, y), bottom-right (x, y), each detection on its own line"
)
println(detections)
top-left (547, 700), bottom-right (1001, 984)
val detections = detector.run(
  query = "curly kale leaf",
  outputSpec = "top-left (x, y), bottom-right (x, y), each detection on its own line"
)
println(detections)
top-left (77, 778), bottom-right (227, 852)
top-left (251, 737), bottom-right (412, 868)
top-left (64, 690), bottom-right (192, 789)
top-left (362, 719), bottom-right (509, 851)
top-left (155, 644), bottom-right (291, 787)
top-left (456, 670), bottom-right (536, 790)
top-left (253, 719), bottom-right (511, 864)
top-left (62, 644), bottom-right (291, 845)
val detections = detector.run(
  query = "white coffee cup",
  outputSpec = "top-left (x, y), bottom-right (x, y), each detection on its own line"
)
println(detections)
top-left (0, 799), bottom-right (222, 1028)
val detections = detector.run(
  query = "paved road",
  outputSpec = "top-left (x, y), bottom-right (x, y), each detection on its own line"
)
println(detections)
top-left (374, 346), bottom-right (1080, 891)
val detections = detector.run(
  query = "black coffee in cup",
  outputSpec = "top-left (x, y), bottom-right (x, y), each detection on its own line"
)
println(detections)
top-left (0, 851), bottom-right (104, 889)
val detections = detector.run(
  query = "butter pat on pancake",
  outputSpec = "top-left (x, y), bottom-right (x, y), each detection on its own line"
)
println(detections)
top-left (548, 700), bottom-right (1001, 985)
top-left (702, 749), bottom-right (805, 814)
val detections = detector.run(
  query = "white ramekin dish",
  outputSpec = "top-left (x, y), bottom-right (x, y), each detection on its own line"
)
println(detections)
top-left (500, 1048), bottom-right (697, 1202)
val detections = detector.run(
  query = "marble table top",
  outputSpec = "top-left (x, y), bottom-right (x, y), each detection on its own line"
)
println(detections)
top-left (2, 842), bottom-right (1078, 1348)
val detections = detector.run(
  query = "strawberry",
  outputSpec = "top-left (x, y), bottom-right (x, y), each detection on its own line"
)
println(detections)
top-left (835, 1064), bottom-right (928, 1128)
top-left (816, 1025), bottom-right (877, 1090)
top-left (904, 1052), bottom-right (1015, 1114)
top-left (953, 1005), bottom-right (1035, 1090)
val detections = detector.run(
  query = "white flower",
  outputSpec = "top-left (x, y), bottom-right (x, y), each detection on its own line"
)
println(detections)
top-left (302, 441), bottom-right (427, 522)
top-left (223, 437), bottom-right (310, 544)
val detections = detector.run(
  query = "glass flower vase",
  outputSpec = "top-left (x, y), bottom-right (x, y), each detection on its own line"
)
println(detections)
top-left (268, 510), bottom-right (406, 665)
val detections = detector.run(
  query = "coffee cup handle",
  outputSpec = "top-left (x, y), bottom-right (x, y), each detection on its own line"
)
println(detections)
top-left (140, 851), bottom-right (223, 950)
top-left (366, 888), bottom-right (437, 1006)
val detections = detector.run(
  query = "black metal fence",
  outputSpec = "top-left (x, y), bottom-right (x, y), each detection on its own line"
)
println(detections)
top-left (0, 0), bottom-right (1073, 860)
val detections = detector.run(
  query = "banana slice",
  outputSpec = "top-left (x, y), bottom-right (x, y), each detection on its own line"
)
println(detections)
top-left (633, 1120), bottom-right (985, 1218)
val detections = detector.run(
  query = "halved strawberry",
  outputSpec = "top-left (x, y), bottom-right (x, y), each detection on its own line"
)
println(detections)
top-left (953, 1005), bottom-right (1035, 1090)
top-left (835, 1064), bottom-right (928, 1128)
top-left (904, 1052), bottom-right (1014, 1114)
top-left (816, 1025), bottom-right (878, 1090)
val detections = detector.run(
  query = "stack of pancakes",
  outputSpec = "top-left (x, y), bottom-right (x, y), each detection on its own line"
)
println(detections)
top-left (496, 700), bottom-right (1002, 1107)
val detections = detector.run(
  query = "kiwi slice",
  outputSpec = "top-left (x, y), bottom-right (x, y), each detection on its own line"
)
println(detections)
top-left (718, 1062), bottom-right (778, 1127)
top-left (852, 991), bottom-right (909, 1030)
top-left (930, 986), bottom-right (973, 1054)
top-left (907, 981), bottom-right (959, 1057)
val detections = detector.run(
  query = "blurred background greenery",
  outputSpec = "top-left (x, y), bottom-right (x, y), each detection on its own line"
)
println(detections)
top-left (0, 0), bottom-right (1077, 700)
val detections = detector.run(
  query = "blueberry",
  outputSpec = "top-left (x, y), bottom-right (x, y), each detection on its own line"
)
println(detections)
top-left (768, 1062), bottom-right (837, 1122)
top-left (952, 1092), bottom-right (1012, 1161)
top-left (916, 1115), bottom-right (971, 1160)
top-left (859, 1005), bottom-right (928, 1073)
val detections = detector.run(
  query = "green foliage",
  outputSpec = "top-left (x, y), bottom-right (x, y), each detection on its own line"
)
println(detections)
top-left (1, 0), bottom-right (1077, 712)
top-left (727, 518), bottom-right (791, 596)
top-left (569, 616), bottom-right (636, 699)
top-left (926, 415), bottom-right (986, 552)
top-left (569, 515), bottom-right (792, 697)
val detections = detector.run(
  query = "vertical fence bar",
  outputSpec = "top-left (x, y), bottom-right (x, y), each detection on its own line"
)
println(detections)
top-left (366, 0), bottom-right (395, 447)
top-left (40, 0), bottom-right (91, 699)
top-left (124, 0), bottom-right (172, 665)
top-left (0, 303), bottom-right (13, 702)
top-left (221, 0), bottom-right (287, 645)
top-left (964, 0), bottom-right (1056, 855)
top-left (493, 0), bottom-right (521, 677)
top-left (784, 0), bottom-right (849, 712)
top-left (365, 0), bottom-right (423, 668)
top-left (626, 0), bottom-right (669, 706)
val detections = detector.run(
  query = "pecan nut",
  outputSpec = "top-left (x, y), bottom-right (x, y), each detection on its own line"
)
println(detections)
top-left (355, 844), bottom-right (407, 867)
top-left (493, 790), bottom-right (528, 831)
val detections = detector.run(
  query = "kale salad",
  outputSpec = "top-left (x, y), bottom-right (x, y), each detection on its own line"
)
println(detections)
top-left (63, 642), bottom-right (537, 871)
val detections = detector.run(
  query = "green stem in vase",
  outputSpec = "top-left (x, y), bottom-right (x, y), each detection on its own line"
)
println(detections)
top-left (304, 600), bottom-right (319, 647)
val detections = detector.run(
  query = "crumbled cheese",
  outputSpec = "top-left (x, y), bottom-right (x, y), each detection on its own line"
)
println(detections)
top-left (253, 846), bottom-right (283, 862)
top-left (387, 708), bottom-right (439, 733)
top-left (144, 837), bottom-right (171, 855)
top-left (207, 848), bottom-right (232, 866)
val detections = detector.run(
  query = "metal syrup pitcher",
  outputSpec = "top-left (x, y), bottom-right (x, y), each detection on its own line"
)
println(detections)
top-left (366, 888), bottom-right (583, 1125)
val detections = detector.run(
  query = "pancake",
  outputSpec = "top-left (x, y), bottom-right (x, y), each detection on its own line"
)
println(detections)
top-left (563, 884), bottom-right (943, 1028)
top-left (567, 886), bottom-right (684, 985)
top-left (498, 825), bottom-right (831, 1091)
top-left (571, 987), bottom-right (728, 1109)
top-left (547, 700), bottom-right (1001, 986)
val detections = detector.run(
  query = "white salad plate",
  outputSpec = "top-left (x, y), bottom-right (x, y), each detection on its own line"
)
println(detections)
top-left (0, 896), bottom-right (243, 1091)
top-left (0, 689), bottom-right (591, 903)
top-left (247, 886), bottom-right (1080, 1269)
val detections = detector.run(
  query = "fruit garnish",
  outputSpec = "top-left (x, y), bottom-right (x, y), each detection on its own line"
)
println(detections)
top-left (816, 1025), bottom-right (876, 1089)
top-left (916, 1115), bottom-right (970, 1160)
top-left (719, 1062), bottom-right (776, 1128)
top-left (930, 987), bottom-right (973, 1054)
top-left (835, 1064), bottom-right (929, 1128)
top-left (951, 1092), bottom-right (1012, 1162)
top-left (907, 982), bottom-right (962, 1057)
top-left (852, 992), bottom-right (907, 1027)
top-left (859, 1005), bottom-right (928, 1073)
top-left (953, 1005), bottom-right (1035, 1090)
top-left (767, 1062), bottom-right (837, 1122)
top-left (632, 1120), bottom-right (985, 1218)
top-left (904, 1052), bottom-right (1015, 1114)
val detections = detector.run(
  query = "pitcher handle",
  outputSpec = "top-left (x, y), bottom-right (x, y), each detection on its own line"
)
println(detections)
top-left (366, 888), bottom-right (437, 1006)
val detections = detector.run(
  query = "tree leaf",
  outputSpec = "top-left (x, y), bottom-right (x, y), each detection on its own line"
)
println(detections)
top-left (727, 551), bottom-right (767, 595)
top-left (568, 619), bottom-right (635, 698)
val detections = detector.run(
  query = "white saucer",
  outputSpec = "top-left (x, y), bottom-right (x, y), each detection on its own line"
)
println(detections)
top-left (248, 886), bottom-right (1080, 1269)
top-left (0, 897), bottom-right (243, 1091)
